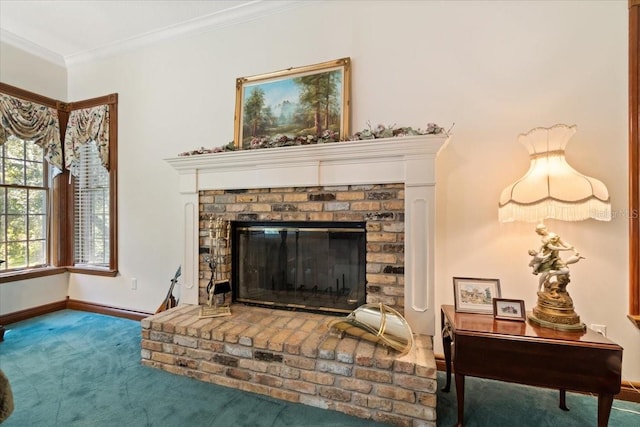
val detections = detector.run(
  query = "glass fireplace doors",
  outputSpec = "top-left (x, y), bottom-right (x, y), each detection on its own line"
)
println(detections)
top-left (232, 222), bottom-right (366, 314)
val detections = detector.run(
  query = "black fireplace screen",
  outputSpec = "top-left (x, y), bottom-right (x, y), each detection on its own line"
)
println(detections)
top-left (232, 221), bottom-right (366, 314)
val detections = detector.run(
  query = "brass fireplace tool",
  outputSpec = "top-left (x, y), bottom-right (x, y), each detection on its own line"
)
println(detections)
top-left (200, 215), bottom-right (232, 318)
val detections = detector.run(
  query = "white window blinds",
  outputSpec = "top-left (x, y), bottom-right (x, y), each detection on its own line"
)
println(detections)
top-left (74, 140), bottom-right (109, 267)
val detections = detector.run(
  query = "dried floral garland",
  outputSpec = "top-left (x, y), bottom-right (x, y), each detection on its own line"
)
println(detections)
top-left (178, 122), bottom-right (447, 156)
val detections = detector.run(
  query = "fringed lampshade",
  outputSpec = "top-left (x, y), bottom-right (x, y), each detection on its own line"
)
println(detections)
top-left (498, 124), bottom-right (611, 223)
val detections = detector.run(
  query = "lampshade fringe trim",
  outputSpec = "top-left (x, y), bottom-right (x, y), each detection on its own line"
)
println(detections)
top-left (499, 199), bottom-right (611, 222)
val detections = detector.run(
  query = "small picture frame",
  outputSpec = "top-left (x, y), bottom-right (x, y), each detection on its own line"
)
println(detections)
top-left (453, 277), bottom-right (501, 314)
top-left (493, 298), bottom-right (526, 322)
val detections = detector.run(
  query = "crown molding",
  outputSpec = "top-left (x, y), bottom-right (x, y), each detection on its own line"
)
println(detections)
top-left (65, 0), bottom-right (309, 67)
top-left (0, 1), bottom-right (308, 69)
top-left (0, 28), bottom-right (66, 68)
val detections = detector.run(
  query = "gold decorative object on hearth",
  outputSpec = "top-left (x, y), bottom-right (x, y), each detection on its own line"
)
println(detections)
top-left (200, 216), bottom-right (232, 318)
top-left (328, 303), bottom-right (414, 355)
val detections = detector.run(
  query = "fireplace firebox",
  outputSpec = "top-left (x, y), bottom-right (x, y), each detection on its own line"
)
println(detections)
top-left (232, 221), bottom-right (366, 314)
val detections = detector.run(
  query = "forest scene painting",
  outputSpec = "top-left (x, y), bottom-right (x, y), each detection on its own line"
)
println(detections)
top-left (234, 58), bottom-right (350, 149)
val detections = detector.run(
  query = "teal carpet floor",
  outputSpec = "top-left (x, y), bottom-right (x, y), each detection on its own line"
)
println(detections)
top-left (0, 310), bottom-right (639, 426)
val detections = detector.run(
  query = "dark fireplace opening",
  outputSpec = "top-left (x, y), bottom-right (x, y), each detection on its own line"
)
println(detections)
top-left (232, 221), bottom-right (367, 314)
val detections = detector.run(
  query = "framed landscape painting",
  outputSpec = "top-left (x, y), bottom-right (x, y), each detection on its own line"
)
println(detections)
top-left (453, 277), bottom-right (501, 314)
top-left (234, 57), bottom-right (351, 149)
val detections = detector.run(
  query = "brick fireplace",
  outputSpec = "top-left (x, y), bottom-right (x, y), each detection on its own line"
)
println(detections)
top-left (166, 134), bottom-right (448, 336)
top-left (198, 184), bottom-right (405, 314)
top-left (146, 135), bottom-right (448, 425)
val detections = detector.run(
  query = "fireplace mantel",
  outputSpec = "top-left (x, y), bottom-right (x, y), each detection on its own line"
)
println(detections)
top-left (166, 134), bottom-right (449, 335)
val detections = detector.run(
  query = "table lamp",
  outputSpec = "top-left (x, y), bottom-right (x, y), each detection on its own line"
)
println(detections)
top-left (498, 124), bottom-right (611, 330)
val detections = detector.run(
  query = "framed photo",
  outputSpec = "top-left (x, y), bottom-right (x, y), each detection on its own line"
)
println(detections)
top-left (453, 277), bottom-right (501, 314)
top-left (234, 57), bottom-right (351, 149)
top-left (493, 298), bottom-right (526, 322)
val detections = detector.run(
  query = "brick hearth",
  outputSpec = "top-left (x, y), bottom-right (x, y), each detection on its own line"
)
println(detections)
top-left (141, 304), bottom-right (437, 426)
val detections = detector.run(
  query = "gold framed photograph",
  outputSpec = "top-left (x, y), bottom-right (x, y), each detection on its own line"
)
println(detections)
top-left (453, 277), bottom-right (501, 314)
top-left (493, 298), bottom-right (526, 322)
top-left (234, 57), bottom-right (351, 149)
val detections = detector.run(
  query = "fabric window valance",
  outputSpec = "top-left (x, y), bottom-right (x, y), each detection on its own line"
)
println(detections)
top-left (0, 92), bottom-right (63, 171)
top-left (64, 105), bottom-right (110, 177)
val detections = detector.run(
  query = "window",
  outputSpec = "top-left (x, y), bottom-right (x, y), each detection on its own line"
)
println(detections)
top-left (0, 82), bottom-right (118, 279)
top-left (73, 141), bottom-right (110, 267)
top-left (0, 135), bottom-right (48, 270)
top-left (64, 95), bottom-right (118, 275)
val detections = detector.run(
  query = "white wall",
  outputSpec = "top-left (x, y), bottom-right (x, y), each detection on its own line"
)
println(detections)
top-left (0, 41), bottom-right (69, 314)
top-left (0, 41), bottom-right (67, 100)
top-left (3, 1), bottom-right (638, 381)
top-left (0, 274), bottom-right (68, 315)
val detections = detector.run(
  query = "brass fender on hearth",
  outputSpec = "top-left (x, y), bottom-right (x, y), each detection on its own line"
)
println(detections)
top-left (328, 303), bottom-right (414, 355)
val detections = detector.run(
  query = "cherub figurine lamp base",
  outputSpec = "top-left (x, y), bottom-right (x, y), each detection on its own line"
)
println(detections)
top-left (527, 224), bottom-right (586, 331)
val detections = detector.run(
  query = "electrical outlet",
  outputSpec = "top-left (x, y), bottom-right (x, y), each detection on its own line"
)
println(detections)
top-left (591, 324), bottom-right (607, 336)
top-left (131, 278), bottom-right (137, 290)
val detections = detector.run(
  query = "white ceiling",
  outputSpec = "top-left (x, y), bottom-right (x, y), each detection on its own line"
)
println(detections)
top-left (0, 0), bottom-right (303, 66)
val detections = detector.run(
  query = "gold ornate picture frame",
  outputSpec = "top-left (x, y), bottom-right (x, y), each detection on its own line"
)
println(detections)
top-left (234, 57), bottom-right (351, 149)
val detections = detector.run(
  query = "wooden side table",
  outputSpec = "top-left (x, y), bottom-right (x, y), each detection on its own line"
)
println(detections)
top-left (441, 304), bottom-right (623, 427)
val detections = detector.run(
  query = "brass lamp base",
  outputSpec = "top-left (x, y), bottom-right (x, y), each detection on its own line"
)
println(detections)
top-left (528, 291), bottom-right (585, 332)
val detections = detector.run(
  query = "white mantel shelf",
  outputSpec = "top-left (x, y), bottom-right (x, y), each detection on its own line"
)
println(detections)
top-left (166, 135), bottom-right (448, 192)
top-left (166, 134), bottom-right (449, 336)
